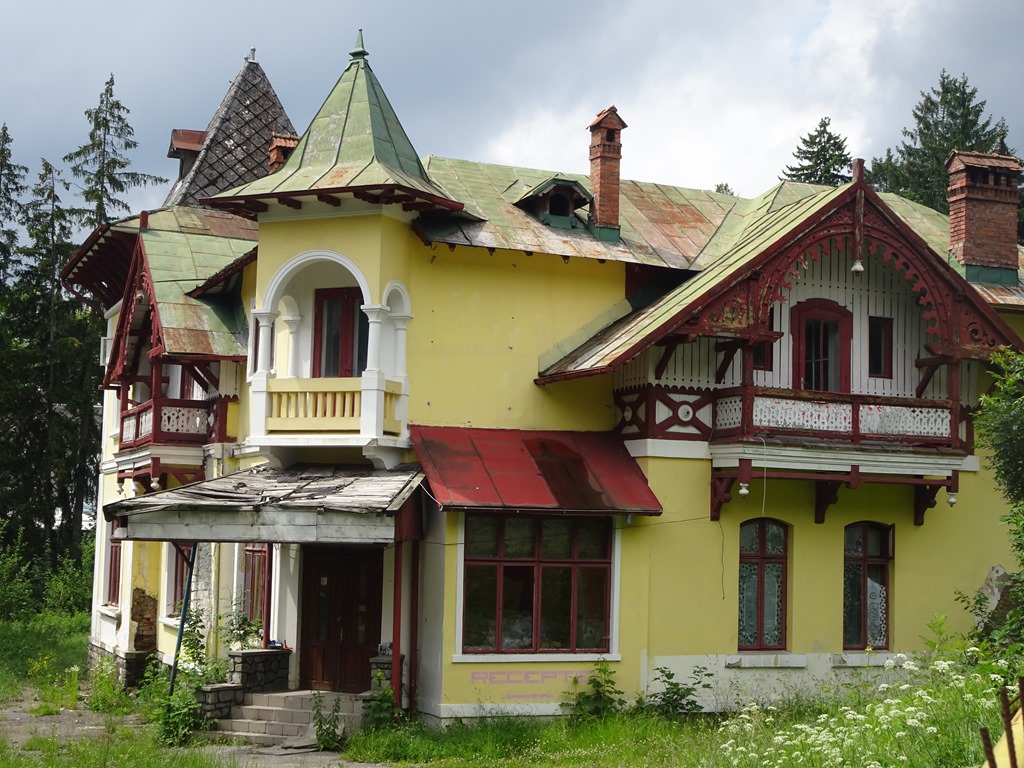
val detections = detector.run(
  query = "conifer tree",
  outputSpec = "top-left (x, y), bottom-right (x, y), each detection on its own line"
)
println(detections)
top-left (0, 124), bottom-right (27, 284)
top-left (63, 74), bottom-right (166, 228)
top-left (781, 117), bottom-right (852, 186)
top-left (868, 70), bottom-right (1009, 214)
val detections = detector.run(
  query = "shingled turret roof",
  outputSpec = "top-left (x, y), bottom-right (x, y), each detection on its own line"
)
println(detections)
top-left (163, 52), bottom-right (296, 207)
top-left (209, 32), bottom-right (462, 216)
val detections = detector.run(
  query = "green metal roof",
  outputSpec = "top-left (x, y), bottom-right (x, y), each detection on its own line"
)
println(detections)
top-left (139, 209), bottom-right (256, 358)
top-left (213, 32), bottom-right (458, 208)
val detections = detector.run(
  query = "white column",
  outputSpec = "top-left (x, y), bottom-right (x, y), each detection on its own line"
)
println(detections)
top-left (282, 315), bottom-right (302, 379)
top-left (250, 309), bottom-right (279, 438)
top-left (391, 313), bottom-right (411, 437)
top-left (360, 305), bottom-right (388, 438)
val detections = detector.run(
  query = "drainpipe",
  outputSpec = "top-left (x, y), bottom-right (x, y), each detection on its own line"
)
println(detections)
top-left (392, 540), bottom-right (403, 709)
top-left (168, 542), bottom-right (199, 696)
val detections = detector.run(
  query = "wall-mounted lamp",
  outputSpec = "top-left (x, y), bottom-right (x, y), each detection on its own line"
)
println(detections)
top-left (851, 259), bottom-right (865, 274)
top-left (738, 482), bottom-right (750, 497)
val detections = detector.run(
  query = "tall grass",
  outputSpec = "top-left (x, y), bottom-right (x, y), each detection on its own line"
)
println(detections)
top-left (345, 648), bottom-right (1015, 767)
top-left (0, 612), bottom-right (88, 703)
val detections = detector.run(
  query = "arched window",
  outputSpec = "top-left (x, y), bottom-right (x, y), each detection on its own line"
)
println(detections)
top-left (738, 518), bottom-right (787, 650)
top-left (843, 522), bottom-right (893, 649)
top-left (791, 299), bottom-right (852, 392)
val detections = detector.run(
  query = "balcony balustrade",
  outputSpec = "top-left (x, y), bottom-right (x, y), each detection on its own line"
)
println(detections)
top-left (264, 377), bottom-right (402, 436)
top-left (119, 399), bottom-right (210, 449)
top-left (712, 387), bottom-right (957, 448)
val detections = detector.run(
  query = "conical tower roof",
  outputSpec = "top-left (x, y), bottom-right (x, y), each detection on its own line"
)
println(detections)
top-left (209, 32), bottom-right (462, 216)
top-left (164, 52), bottom-right (296, 207)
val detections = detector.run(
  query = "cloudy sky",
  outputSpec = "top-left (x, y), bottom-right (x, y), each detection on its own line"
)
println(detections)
top-left (4, 0), bottom-right (1024, 216)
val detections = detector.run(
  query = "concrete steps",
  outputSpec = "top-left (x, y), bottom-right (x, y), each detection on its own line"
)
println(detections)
top-left (209, 690), bottom-right (364, 746)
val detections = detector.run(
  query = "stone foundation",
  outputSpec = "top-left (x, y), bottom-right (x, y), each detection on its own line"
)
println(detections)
top-left (227, 648), bottom-right (291, 693)
top-left (88, 643), bottom-right (154, 688)
top-left (198, 682), bottom-right (244, 719)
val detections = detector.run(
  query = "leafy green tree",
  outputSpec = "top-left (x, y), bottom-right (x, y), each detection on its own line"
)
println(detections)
top-left (2, 160), bottom-right (101, 571)
top-left (0, 124), bottom-right (27, 284)
top-left (868, 70), bottom-right (1009, 213)
top-left (714, 182), bottom-right (736, 196)
top-left (781, 117), bottom-right (852, 186)
top-left (63, 74), bottom-right (166, 228)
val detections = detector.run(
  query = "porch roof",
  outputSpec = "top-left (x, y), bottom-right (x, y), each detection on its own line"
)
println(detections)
top-left (411, 426), bottom-right (662, 516)
top-left (104, 464), bottom-right (423, 544)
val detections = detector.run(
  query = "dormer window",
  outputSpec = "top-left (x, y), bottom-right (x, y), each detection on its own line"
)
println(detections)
top-left (513, 176), bottom-right (593, 231)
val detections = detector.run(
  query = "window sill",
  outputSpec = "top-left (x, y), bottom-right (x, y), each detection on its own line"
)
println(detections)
top-left (831, 651), bottom-right (895, 668)
top-left (97, 605), bottom-right (121, 621)
top-left (725, 653), bottom-right (807, 669)
top-left (453, 652), bottom-right (621, 664)
top-left (159, 616), bottom-right (182, 630)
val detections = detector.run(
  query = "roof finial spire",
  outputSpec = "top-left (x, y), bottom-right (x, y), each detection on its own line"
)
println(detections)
top-left (246, 47), bottom-right (256, 63)
top-left (350, 29), bottom-right (368, 60)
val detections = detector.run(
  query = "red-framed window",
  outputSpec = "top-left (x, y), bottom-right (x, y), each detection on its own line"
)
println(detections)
top-left (170, 543), bottom-right (192, 617)
top-left (843, 522), bottom-right (893, 649)
top-left (791, 299), bottom-right (852, 392)
top-left (243, 543), bottom-right (268, 623)
top-left (738, 518), bottom-right (787, 650)
top-left (752, 308), bottom-right (775, 372)
top-left (312, 287), bottom-right (368, 378)
top-left (105, 519), bottom-right (123, 606)
top-left (462, 514), bottom-right (612, 653)
top-left (867, 316), bottom-right (893, 379)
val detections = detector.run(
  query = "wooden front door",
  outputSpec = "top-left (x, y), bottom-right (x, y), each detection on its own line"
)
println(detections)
top-left (300, 547), bottom-right (383, 692)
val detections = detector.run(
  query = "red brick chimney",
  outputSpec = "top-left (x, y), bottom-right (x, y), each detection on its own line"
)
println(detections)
top-left (588, 106), bottom-right (627, 232)
top-left (946, 150), bottom-right (1021, 285)
top-left (269, 132), bottom-right (299, 173)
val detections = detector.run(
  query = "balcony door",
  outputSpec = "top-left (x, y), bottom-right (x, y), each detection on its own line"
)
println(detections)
top-left (791, 299), bottom-right (852, 393)
top-left (312, 287), bottom-right (368, 378)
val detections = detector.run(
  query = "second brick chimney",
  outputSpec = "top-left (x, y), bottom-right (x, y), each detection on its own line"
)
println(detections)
top-left (588, 106), bottom-right (627, 240)
top-left (946, 150), bottom-right (1021, 286)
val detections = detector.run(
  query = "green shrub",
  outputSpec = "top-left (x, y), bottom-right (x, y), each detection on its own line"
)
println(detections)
top-left (636, 665), bottom-right (713, 719)
top-left (43, 553), bottom-right (92, 615)
top-left (568, 659), bottom-right (624, 719)
top-left (312, 690), bottom-right (344, 751)
top-left (363, 671), bottom-right (402, 730)
top-left (87, 655), bottom-right (133, 714)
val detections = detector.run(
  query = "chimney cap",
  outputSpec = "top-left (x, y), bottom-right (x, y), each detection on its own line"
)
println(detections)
top-left (589, 105), bottom-right (627, 131)
top-left (944, 149), bottom-right (1021, 173)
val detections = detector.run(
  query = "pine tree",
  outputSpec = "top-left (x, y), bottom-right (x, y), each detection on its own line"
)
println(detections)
top-left (0, 124), bottom-right (27, 284)
top-left (868, 70), bottom-right (1009, 214)
top-left (781, 117), bottom-right (852, 186)
top-left (63, 74), bottom-right (166, 228)
top-left (2, 160), bottom-right (101, 569)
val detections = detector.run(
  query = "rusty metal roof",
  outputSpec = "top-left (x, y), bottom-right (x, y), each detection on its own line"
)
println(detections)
top-left (212, 33), bottom-right (459, 212)
top-left (418, 157), bottom-right (738, 268)
top-left (164, 56), bottom-right (296, 207)
top-left (139, 208), bottom-right (257, 357)
top-left (411, 426), bottom-right (661, 515)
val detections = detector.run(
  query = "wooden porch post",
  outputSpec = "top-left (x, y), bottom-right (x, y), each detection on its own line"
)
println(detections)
top-left (262, 543), bottom-right (273, 649)
top-left (409, 539), bottom-right (420, 713)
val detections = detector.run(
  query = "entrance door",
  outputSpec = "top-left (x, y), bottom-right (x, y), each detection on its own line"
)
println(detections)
top-left (300, 547), bottom-right (383, 692)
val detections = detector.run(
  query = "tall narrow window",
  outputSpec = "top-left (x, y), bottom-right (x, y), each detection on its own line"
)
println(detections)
top-left (462, 514), bottom-right (612, 654)
top-left (170, 543), bottom-right (193, 617)
top-left (868, 317), bottom-right (893, 379)
top-left (752, 307), bottom-right (775, 372)
top-left (738, 518), bottom-right (787, 650)
top-left (791, 299), bottom-right (852, 392)
top-left (243, 543), bottom-right (268, 623)
top-left (312, 288), bottom-right (368, 378)
top-left (105, 520), bottom-right (123, 606)
top-left (844, 522), bottom-right (893, 649)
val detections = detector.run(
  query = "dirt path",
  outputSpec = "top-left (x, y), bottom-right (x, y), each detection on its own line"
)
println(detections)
top-left (0, 688), bottom-right (390, 768)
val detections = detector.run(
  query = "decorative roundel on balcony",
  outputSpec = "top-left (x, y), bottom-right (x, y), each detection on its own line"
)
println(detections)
top-left (677, 403), bottom-right (694, 422)
top-left (623, 405), bottom-right (634, 422)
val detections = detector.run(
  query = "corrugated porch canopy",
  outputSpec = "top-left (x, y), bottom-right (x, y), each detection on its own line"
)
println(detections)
top-left (104, 464), bottom-right (423, 544)
top-left (411, 426), bottom-right (661, 515)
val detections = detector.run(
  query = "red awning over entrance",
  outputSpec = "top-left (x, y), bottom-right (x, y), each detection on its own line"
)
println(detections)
top-left (410, 426), bottom-right (662, 515)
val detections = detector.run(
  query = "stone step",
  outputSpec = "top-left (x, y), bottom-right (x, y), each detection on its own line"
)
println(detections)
top-left (231, 704), bottom-right (313, 724)
top-left (204, 728), bottom-right (283, 746)
top-left (214, 717), bottom-right (307, 738)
